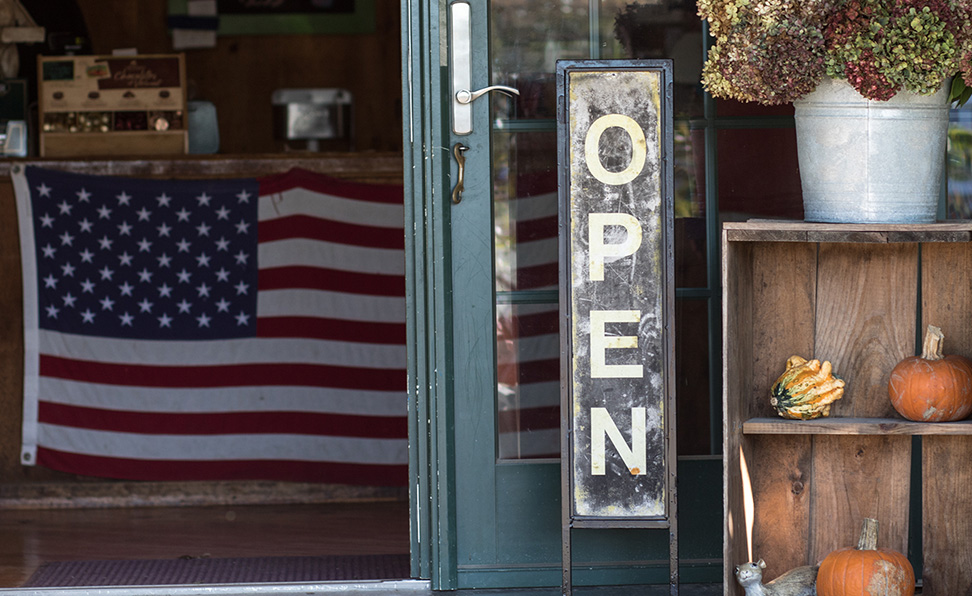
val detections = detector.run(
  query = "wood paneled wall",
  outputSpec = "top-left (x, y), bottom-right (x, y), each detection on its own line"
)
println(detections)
top-left (73, 0), bottom-right (402, 155)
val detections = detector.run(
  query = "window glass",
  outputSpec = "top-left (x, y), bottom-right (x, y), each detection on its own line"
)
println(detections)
top-left (675, 298), bottom-right (711, 455)
top-left (948, 104), bottom-right (972, 218)
top-left (493, 131), bottom-right (559, 293)
top-left (717, 128), bottom-right (802, 220)
top-left (497, 303), bottom-right (561, 459)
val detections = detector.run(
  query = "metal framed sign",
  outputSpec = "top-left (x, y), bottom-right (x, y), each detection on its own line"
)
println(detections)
top-left (557, 59), bottom-right (676, 592)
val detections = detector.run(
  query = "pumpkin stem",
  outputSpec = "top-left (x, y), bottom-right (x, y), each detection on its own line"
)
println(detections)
top-left (857, 517), bottom-right (879, 551)
top-left (921, 325), bottom-right (945, 361)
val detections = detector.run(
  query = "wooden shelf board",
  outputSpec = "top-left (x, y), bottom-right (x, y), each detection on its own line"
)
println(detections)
top-left (743, 416), bottom-right (972, 435)
top-left (724, 220), bottom-right (972, 244)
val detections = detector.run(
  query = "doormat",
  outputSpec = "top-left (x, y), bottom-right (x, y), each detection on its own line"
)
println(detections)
top-left (22, 554), bottom-right (411, 587)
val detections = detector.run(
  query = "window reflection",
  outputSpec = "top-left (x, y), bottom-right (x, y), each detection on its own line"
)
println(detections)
top-left (490, 1), bottom-right (705, 121)
top-left (497, 303), bottom-right (561, 459)
top-left (490, 1), bottom-right (589, 101)
top-left (675, 299), bottom-right (711, 455)
top-left (948, 105), bottom-right (972, 219)
top-left (717, 128), bottom-right (803, 220)
top-left (493, 131), bottom-right (558, 293)
top-left (612, 1), bottom-right (705, 118)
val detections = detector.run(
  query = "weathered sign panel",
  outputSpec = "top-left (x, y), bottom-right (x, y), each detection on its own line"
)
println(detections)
top-left (558, 60), bottom-right (675, 528)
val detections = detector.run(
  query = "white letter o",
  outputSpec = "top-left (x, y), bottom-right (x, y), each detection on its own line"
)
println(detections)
top-left (584, 114), bottom-right (646, 186)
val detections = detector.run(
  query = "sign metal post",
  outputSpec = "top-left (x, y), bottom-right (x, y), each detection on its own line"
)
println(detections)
top-left (557, 60), bottom-right (677, 596)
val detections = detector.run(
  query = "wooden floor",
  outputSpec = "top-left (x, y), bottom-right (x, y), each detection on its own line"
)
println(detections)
top-left (0, 500), bottom-right (410, 588)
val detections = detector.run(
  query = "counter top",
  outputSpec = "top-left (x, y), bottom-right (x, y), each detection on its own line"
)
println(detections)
top-left (0, 153), bottom-right (404, 183)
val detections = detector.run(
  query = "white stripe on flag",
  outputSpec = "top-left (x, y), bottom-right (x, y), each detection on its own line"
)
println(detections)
top-left (39, 378), bottom-right (405, 416)
top-left (512, 237), bottom-right (559, 270)
top-left (498, 380), bottom-right (560, 410)
top-left (507, 192), bottom-right (558, 222)
top-left (13, 167), bottom-right (40, 465)
top-left (259, 187), bottom-right (404, 228)
top-left (258, 238), bottom-right (405, 276)
top-left (39, 330), bottom-right (406, 368)
top-left (257, 288), bottom-right (406, 322)
top-left (38, 424), bottom-right (408, 464)
top-left (497, 427), bottom-right (560, 459)
top-left (496, 333), bottom-right (559, 365)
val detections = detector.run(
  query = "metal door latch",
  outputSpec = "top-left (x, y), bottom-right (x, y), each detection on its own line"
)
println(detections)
top-left (451, 143), bottom-right (468, 204)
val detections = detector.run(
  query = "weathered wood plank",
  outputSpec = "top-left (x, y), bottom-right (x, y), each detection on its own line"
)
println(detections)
top-left (0, 154), bottom-right (405, 185)
top-left (744, 417), bottom-right (972, 435)
top-left (724, 221), bottom-right (972, 244)
top-left (896, 238), bottom-right (972, 595)
top-left (722, 232), bottom-right (753, 593)
top-left (808, 435), bottom-right (911, 563)
top-left (921, 243), bottom-right (972, 596)
top-left (922, 436), bottom-right (972, 596)
top-left (922, 242), bottom-right (972, 357)
top-left (724, 437), bottom-right (751, 596)
top-left (750, 435), bottom-right (812, 579)
top-left (724, 228), bottom-right (811, 243)
top-left (751, 242), bottom-right (817, 417)
top-left (814, 243), bottom-right (917, 419)
top-left (725, 240), bottom-right (817, 593)
top-left (808, 243), bottom-right (915, 563)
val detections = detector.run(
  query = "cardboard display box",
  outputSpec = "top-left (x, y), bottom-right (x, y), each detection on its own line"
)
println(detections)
top-left (38, 54), bottom-right (188, 158)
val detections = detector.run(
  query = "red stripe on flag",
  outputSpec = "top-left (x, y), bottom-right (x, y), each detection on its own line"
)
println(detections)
top-left (497, 405), bottom-right (559, 433)
top-left (514, 215), bottom-right (557, 242)
top-left (38, 402), bottom-right (406, 438)
top-left (40, 355), bottom-right (406, 391)
top-left (36, 447), bottom-right (408, 485)
top-left (515, 262), bottom-right (558, 290)
top-left (259, 215), bottom-right (405, 250)
top-left (507, 310), bottom-right (559, 338)
top-left (258, 266), bottom-right (404, 297)
top-left (258, 168), bottom-right (404, 204)
top-left (513, 171), bottom-right (557, 197)
top-left (257, 316), bottom-right (406, 344)
top-left (497, 358), bottom-right (559, 386)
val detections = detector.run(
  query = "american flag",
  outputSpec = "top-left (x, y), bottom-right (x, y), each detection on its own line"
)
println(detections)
top-left (14, 166), bottom-right (407, 485)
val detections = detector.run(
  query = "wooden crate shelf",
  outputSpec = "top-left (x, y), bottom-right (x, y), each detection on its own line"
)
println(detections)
top-left (723, 221), bottom-right (972, 596)
top-left (744, 417), bottom-right (972, 435)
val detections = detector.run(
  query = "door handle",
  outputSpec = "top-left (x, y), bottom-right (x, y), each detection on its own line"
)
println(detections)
top-left (455, 85), bottom-right (520, 105)
top-left (450, 1), bottom-right (519, 135)
top-left (451, 143), bottom-right (468, 204)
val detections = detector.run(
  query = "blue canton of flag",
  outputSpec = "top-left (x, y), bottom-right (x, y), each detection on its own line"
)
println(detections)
top-left (26, 166), bottom-right (260, 341)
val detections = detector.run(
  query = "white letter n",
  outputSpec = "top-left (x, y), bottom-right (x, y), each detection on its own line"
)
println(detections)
top-left (590, 407), bottom-right (646, 476)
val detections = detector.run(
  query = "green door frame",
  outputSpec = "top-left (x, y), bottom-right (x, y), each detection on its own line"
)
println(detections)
top-left (401, 0), bottom-right (458, 588)
top-left (401, 0), bottom-right (503, 588)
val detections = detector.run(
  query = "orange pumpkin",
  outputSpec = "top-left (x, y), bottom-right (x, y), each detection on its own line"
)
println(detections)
top-left (817, 518), bottom-right (915, 596)
top-left (888, 325), bottom-right (972, 422)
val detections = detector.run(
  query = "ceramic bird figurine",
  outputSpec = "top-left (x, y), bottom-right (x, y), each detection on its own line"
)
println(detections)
top-left (735, 559), bottom-right (817, 596)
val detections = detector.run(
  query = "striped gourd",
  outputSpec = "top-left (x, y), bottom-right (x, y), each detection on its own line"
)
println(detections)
top-left (770, 355), bottom-right (845, 420)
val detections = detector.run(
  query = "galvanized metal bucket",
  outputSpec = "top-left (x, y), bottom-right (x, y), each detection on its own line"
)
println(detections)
top-left (793, 77), bottom-right (951, 223)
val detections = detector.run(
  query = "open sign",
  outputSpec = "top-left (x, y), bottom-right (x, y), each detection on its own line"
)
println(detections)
top-left (557, 61), bottom-right (676, 527)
